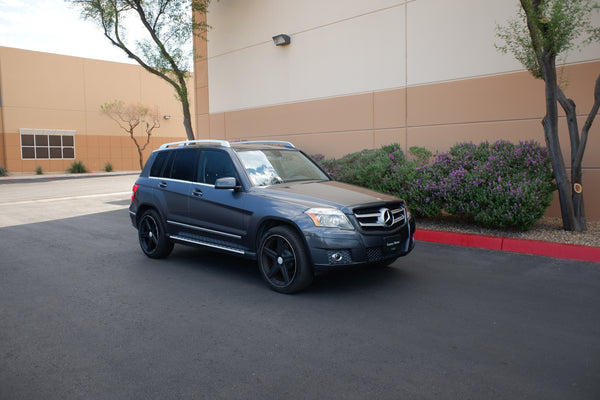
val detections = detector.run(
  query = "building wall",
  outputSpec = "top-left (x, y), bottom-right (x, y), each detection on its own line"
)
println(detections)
top-left (0, 46), bottom-right (194, 174)
top-left (200, 0), bottom-right (600, 219)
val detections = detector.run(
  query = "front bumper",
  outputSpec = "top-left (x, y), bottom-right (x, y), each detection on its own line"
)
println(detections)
top-left (304, 215), bottom-right (416, 270)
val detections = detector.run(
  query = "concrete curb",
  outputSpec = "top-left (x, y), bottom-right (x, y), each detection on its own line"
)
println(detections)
top-left (415, 229), bottom-right (600, 263)
top-left (0, 171), bottom-right (140, 182)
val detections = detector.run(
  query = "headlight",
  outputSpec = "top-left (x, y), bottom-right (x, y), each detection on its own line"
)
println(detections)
top-left (305, 208), bottom-right (353, 230)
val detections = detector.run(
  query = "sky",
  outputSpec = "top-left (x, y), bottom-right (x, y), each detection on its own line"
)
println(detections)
top-left (0, 0), bottom-right (138, 63)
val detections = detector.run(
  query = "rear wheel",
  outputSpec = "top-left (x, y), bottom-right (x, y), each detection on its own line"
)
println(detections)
top-left (138, 209), bottom-right (174, 259)
top-left (258, 226), bottom-right (313, 293)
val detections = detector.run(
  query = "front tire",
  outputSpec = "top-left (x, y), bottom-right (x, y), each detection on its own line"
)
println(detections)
top-left (258, 226), bottom-right (313, 293)
top-left (138, 209), bottom-right (174, 259)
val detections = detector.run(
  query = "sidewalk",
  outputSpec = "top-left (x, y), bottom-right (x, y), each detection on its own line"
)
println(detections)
top-left (0, 171), bottom-right (140, 182)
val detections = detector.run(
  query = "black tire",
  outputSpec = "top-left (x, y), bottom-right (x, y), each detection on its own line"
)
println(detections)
top-left (258, 226), bottom-right (313, 294)
top-left (138, 209), bottom-right (174, 259)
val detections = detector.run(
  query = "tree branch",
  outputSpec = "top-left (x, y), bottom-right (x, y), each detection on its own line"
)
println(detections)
top-left (575, 73), bottom-right (600, 167)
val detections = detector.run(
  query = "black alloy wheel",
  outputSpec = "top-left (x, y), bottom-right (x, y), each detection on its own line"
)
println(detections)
top-left (138, 209), bottom-right (174, 259)
top-left (258, 226), bottom-right (313, 293)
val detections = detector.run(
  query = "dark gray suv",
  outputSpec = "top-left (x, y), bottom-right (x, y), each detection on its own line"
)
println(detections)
top-left (129, 140), bottom-right (415, 293)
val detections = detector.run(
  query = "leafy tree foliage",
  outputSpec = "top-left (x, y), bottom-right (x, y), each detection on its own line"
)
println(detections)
top-left (496, 0), bottom-right (600, 231)
top-left (70, 0), bottom-right (211, 141)
top-left (101, 100), bottom-right (161, 169)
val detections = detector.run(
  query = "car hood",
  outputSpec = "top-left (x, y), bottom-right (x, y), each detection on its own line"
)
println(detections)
top-left (254, 180), bottom-right (402, 212)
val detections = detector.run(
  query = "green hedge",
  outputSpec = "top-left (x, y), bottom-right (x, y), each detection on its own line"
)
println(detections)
top-left (313, 140), bottom-right (555, 231)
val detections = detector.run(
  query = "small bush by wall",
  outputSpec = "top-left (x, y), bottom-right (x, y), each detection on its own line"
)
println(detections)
top-left (68, 160), bottom-right (88, 174)
top-left (314, 140), bottom-right (555, 231)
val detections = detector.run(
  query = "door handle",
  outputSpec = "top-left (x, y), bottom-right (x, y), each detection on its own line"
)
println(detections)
top-left (193, 188), bottom-right (203, 197)
top-left (159, 181), bottom-right (167, 188)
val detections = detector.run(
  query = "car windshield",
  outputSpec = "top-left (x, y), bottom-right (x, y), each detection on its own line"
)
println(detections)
top-left (236, 149), bottom-right (329, 186)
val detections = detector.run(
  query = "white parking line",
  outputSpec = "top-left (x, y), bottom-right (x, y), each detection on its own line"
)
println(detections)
top-left (0, 192), bottom-right (131, 206)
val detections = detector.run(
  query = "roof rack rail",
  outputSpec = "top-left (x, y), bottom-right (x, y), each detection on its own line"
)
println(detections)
top-left (159, 140), bottom-right (231, 149)
top-left (233, 140), bottom-right (296, 149)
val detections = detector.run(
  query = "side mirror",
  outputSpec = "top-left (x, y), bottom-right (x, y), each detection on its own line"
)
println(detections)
top-left (215, 177), bottom-right (241, 191)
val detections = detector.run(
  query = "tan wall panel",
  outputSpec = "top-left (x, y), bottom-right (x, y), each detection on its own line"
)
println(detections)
top-left (374, 89), bottom-right (406, 130)
top-left (374, 128), bottom-right (407, 150)
top-left (195, 59), bottom-right (209, 90)
top-left (2, 107), bottom-right (85, 134)
top-left (558, 62), bottom-right (600, 112)
top-left (0, 48), bottom-right (85, 110)
top-left (0, 133), bottom-right (5, 167)
top-left (83, 59), bottom-right (142, 111)
top-left (140, 73), bottom-right (195, 122)
top-left (263, 130), bottom-right (375, 159)
top-left (407, 71), bottom-right (546, 127)
top-left (208, 113), bottom-right (226, 139)
top-left (407, 61), bottom-right (600, 127)
top-left (85, 111), bottom-right (186, 139)
top-left (580, 170), bottom-right (600, 220)
top-left (567, 117), bottom-right (600, 169)
top-left (407, 120), bottom-right (544, 156)
top-left (224, 93), bottom-right (374, 138)
top-left (195, 114), bottom-right (210, 139)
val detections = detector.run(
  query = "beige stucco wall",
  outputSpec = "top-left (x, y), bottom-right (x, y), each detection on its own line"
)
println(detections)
top-left (0, 46), bottom-right (194, 173)
top-left (200, 1), bottom-right (600, 219)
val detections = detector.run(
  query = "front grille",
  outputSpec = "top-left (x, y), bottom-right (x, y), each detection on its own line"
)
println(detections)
top-left (366, 247), bottom-right (385, 262)
top-left (354, 202), bottom-right (406, 232)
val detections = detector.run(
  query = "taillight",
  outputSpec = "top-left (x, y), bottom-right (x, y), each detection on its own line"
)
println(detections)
top-left (131, 184), bottom-right (139, 202)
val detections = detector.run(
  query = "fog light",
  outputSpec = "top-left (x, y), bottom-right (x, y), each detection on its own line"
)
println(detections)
top-left (327, 250), bottom-right (352, 265)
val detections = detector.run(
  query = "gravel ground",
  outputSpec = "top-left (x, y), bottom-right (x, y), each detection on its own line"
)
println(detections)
top-left (416, 216), bottom-right (600, 248)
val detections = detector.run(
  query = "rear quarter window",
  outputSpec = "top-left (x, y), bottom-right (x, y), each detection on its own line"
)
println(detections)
top-left (149, 151), bottom-right (172, 177)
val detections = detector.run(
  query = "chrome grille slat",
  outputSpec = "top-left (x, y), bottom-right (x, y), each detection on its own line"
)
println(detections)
top-left (353, 203), bottom-right (406, 231)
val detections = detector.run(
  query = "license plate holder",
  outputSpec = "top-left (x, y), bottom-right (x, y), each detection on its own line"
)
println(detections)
top-left (384, 235), bottom-right (403, 254)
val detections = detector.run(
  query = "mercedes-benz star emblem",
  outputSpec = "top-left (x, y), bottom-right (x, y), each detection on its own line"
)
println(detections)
top-left (377, 208), bottom-right (394, 227)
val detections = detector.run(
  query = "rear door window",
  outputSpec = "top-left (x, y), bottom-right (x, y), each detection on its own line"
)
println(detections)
top-left (170, 149), bottom-right (199, 181)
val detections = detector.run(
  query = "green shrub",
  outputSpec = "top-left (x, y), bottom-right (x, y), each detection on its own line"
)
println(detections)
top-left (313, 140), bottom-right (555, 231)
top-left (35, 166), bottom-right (43, 175)
top-left (68, 160), bottom-right (88, 174)
top-left (0, 165), bottom-right (7, 177)
top-left (104, 162), bottom-right (113, 172)
top-left (431, 141), bottom-right (555, 231)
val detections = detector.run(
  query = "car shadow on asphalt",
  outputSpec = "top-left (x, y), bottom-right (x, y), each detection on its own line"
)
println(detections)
top-left (168, 245), bottom-right (413, 295)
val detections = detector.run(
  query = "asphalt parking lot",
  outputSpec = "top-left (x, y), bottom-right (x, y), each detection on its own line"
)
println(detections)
top-left (1, 175), bottom-right (599, 400)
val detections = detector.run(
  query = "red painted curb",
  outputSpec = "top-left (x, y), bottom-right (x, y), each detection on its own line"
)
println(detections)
top-left (415, 229), bottom-right (600, 263)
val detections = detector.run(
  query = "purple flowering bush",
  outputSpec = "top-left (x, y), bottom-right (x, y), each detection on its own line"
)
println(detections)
top-left (313, 140), bottom-right (555, 231)
top-left (431, 141), bottom-right (555, 230)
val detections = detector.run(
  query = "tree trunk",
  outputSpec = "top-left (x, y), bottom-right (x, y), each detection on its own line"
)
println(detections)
top-left (540, 53), bottom-right (578, 231)
top-left (180, 83), bottom-right (195, 141)
top-left (137, 147), bottom-right (144, 170)
top-left (557, 89), bottom-right (587, 231)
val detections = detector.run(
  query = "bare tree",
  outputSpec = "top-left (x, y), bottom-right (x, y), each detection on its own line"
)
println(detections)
top-left (496, 0), bottom-right (600, 231)
top-left (101, 100), bottom-right (160, 169)
top-left (70, 0), bottom-right (211, 141)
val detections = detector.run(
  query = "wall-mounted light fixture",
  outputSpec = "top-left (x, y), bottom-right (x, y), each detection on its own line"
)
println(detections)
top-left (272, 34), bottom-right (291, 46)
top-left (163, 115), bottom-right (171, 120)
